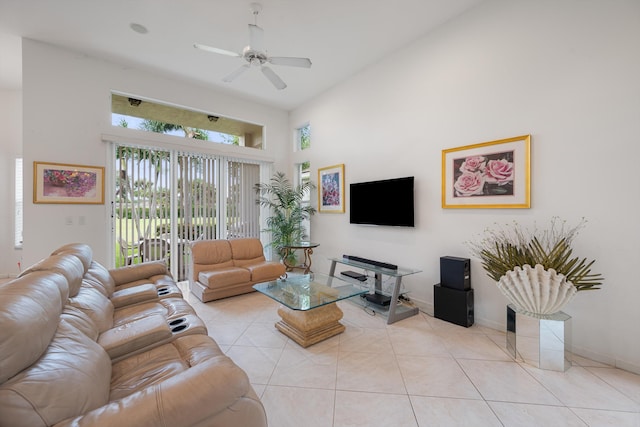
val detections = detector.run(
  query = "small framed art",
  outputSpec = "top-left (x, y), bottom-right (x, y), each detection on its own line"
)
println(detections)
top-left (318, 164), bottom-right (345, 213)
top-left (442, 135), bottom-right (531, 209)
top-left (34, 161), bottom-right (105, 204)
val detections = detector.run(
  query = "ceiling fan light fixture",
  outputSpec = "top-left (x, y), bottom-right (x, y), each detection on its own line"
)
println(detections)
top-left (194, 1), bottom-right (311, 90)
top-left (249, 2), bottom-right (263, 19)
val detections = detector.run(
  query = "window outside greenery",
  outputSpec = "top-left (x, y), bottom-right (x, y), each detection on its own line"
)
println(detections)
top-left (298, 124), bottom-right (310, 150)
top-left (111, 94), bottom-right (263, 149)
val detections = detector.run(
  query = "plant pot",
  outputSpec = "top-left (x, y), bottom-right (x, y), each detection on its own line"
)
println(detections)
top-left (496, 264), bottom-right (576, 317)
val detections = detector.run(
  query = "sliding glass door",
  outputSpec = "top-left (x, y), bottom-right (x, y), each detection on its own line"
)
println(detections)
top-left (114, 144), bottom-right (264, 280)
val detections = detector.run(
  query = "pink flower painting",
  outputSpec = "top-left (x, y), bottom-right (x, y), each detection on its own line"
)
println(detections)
top-left (452, 150), bottom-right (514, 198)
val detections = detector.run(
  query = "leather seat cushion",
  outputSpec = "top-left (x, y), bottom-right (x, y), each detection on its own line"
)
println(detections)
top-left (199, 268), bottom-right (251, 288)
top-left (111, 298), bottom-right (197, 327)
top-left (246, 262), bottom-right (286, 282)
top-left (112, 301), bottom-right (168, 327)
top-left (110, 284), bottom-right (159, 308)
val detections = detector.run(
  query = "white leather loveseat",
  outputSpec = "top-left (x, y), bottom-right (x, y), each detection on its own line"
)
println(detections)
top-left (190, 238), bottom-right (286, 302)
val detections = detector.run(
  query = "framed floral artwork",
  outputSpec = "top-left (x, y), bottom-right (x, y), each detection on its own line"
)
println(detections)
top-left (34, 161), bottom-right (105, 204)
top-left (318, 164), bottom-right (345, 213)
top-left (442, 135), bottom-right (531, 208)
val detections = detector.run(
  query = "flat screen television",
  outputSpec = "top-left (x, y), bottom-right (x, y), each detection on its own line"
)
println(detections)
top-left (350, 176), bottom-right (415, 227)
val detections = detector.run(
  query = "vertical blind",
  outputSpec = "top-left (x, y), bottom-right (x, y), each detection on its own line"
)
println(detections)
top-left (114, 143), bottom-right (266, 280)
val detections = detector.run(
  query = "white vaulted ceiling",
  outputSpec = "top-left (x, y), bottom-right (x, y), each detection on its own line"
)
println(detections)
top-left (0, 0), bottom-right (482, 110)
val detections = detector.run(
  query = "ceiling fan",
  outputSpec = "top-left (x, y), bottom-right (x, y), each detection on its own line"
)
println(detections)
top-left (194, 2), bottom-right (312, 90)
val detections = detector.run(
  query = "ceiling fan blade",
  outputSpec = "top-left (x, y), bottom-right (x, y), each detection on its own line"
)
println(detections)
top-left (223, 64), bottom-right (250, 83)
top-left (268, 56), bottom-right (312, 68)
top-left (261, 66), bottom-right (287, 90)
top-left (194, 43), bottom-right (240, 58)
top-left (248, 24), bottom-right (264, 52)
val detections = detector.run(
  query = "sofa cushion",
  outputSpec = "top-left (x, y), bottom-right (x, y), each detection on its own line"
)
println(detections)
top-left (229, 238), bottom-right (266, 266)
top-left (110, 284), bottom-right (159, 308)
top-left (112, 301), bottom-right (168, 326)
top-left (62, 305), bottom-right (100, 341)
top-left (191, 240), bottom-right (235, 282)
top-left (98, 314), bottom-right (172, 360)
top-left (83, 260), bottom-right (117, 297)
top-left (0, 317), bottom-right (111, 427)
top-left (109, 260), bottom-right (169, 286)
top-left (19, 254), bottom-right (85, 297)
top-left (0, 272), bottom-right (68, 383)
top-left (192, 240), bottom-right (233, 264)
top-left (68, 286), bottom-right (115, 332)
top-left (52, 335), bottom-right (263, 427)
top-left (51, 242), bottom-right (94, 273)
top-left (110, 297), bottom-right (198, 328)
top-left (199, 268), bottom-right (251, 289)
top-left (246, 262), bottom-right (286, 282)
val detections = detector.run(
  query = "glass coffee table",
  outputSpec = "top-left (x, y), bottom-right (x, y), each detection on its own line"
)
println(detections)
top-left (253, 273), bottom-right (368, 347)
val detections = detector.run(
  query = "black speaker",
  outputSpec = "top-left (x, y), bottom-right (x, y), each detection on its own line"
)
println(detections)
top-left (440, 256), bottom-right (470, 290)
top-left (433, 284), bottom-right (474, 327)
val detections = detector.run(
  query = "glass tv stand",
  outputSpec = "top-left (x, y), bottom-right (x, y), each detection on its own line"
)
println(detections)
top-left (328, 257), bottom-right (421, 324)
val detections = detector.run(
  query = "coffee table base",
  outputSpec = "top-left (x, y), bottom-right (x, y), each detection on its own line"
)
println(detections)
top-left (276, 303), bottom-right (345, 347)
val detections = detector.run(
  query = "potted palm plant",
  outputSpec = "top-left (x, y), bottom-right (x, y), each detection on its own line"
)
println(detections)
top-left (254, 172), bottom-right (316, 264)
top-left (467, 217), bottom-right (603, 316)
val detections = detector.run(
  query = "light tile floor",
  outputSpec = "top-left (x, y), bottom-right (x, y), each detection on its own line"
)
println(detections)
top-left (181, 282), bottom-right (640, 427)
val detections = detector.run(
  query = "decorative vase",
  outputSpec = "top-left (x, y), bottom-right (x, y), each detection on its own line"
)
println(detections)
top-left (496, 264), bottom-right (576, 317)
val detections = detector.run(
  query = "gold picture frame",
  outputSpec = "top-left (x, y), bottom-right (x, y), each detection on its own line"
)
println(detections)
top-left (442, 135), bottom-right (531, 209)
top-left (34, 161), bottom-right (105, 204)
top-left (318, 164), bottom-right (345, 213)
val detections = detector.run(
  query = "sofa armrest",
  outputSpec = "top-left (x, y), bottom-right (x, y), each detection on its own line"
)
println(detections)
top-left (109, 261), bottom-right (169, 286)
top-left (110, 284), bottom-right (159, 308)
top-left (97, 314), bottom-right (172, 360)
top-left (53, 336), bottom-right (267, 427)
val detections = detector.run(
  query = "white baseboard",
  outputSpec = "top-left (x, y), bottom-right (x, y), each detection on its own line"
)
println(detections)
top-left (615, 359), bottom-right (640, 375)
top-left (409, 296), bottom-right (640, 373)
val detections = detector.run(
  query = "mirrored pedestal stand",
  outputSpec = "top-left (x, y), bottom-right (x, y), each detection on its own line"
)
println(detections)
top-left (506, 304), bottom-right (572, 372)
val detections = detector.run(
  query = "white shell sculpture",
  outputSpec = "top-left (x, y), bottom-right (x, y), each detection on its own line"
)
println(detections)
top-left (496, 264), bottom-right (577, 316)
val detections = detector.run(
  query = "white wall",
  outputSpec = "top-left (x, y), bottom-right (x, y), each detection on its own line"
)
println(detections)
top-left (21, 39), bottom-right (290, 267)
top-left (0, 89), bottom-right (22, 276)
top-left (291, 0), bottom-right (640, 372)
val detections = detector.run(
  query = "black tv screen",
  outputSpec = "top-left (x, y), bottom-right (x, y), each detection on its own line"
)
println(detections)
top-left (350, 177), bottom-right (415, 227)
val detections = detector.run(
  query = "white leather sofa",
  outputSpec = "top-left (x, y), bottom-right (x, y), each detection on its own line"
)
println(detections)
top-left (0, 243), bottom-right (267, 427)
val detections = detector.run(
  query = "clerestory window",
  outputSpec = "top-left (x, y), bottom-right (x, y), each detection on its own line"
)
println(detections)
top-left (297, 123), bottom-right (310, 151)
top-left (111, 93), bottom-right (264, 149)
